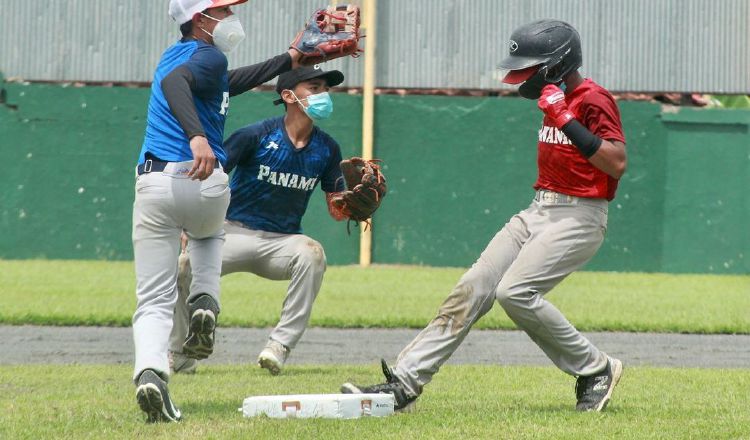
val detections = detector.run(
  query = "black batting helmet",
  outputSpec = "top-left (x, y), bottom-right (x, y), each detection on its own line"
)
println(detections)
top-left (498, 19), bottom-right (582, 99)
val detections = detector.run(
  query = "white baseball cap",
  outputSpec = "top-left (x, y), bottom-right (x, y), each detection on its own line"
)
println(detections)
top-left (168, 0), bottom-right (248, 25)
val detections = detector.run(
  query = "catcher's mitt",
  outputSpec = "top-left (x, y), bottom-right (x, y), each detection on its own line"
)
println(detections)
top-left (290, 5), bottom-right (362, 65)
top-left (330, 157), bottom-right (387, 227)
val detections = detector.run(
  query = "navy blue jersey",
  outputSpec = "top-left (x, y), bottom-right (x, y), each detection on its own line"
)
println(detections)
top-left (224, 116), bottom-right (345, 234)
top-left (139, 39), bottom-right (229, 165)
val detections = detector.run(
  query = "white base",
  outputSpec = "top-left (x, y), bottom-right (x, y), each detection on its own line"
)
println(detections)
top-left (241, 393), bottom-right (395, 419)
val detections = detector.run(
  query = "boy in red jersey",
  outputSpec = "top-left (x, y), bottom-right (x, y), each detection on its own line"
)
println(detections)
top-left (341, 19), bottom-right (626, 413)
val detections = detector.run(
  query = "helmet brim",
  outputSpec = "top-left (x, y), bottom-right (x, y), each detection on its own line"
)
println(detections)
top-left (497, 54), bottom-right (547, 71)
top-left (502, 65), bottom-right (541, 84)
top-left (501, 65), bottom-right (541, 84)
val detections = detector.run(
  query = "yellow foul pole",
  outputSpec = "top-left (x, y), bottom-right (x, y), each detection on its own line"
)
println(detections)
top-left (359, 0), bottom-right (377, 267)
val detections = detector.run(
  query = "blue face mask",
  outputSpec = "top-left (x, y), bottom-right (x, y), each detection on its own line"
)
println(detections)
top-left (293, 91), bottom-right (333, 121)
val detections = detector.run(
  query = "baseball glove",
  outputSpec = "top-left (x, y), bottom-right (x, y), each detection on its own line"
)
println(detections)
top-left (290, 5), bottom-right (362, 65)
top-left (330, 157), bottom-right (387, 227)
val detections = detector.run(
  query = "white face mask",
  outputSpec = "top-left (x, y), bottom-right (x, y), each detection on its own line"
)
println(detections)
top-left (199, 13), bottom-right (245, 53)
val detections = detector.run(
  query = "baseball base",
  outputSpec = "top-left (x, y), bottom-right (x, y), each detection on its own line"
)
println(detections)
top-left (241, 393), bottom-right (395, 419)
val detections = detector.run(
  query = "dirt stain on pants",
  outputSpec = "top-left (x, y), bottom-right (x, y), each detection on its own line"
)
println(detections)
top-left (431, 282), bottom-right (474, 335)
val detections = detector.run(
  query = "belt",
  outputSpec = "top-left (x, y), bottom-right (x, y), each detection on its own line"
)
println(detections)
top-left (534, 190), bottom-right (579, 205)
top-left (137, 159), bottom-right (220, 176)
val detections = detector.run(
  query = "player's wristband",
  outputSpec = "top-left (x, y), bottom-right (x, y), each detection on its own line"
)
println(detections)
top-left (561, 119), bottom-right (603, 158)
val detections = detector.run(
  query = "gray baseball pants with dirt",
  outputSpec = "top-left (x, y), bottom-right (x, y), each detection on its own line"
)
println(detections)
top-left (392, 190), bottom-right (610, 397)
top-left (132, 163), bottom-right (230, 382)
top-left (169, 220), bottom-right (327, 353)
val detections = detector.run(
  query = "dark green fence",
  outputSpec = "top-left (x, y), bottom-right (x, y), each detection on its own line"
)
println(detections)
top-left (1, 83), bottom-right (747, 274)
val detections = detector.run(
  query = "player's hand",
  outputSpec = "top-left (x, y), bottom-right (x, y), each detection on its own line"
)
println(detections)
top-left (188, 135), bottom-right (216, 181)
top-left (538, 84), bottom-right (575, 129)
top-left (288, 48), bottom-right (303, 69)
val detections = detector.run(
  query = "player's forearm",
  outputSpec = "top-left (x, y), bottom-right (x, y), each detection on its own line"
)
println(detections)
top-left (588, 140), bottom-right (627, 179)
top-left (559, 117), bottom-right (626, 179)
top-left (228, 53), bottom-right (293, 97)
top-left (161, 66), bottom-right (205, 139)
top-left (288, 48), bottom-right (303, 69)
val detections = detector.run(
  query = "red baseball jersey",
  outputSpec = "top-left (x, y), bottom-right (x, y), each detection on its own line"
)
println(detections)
top-left (534, 79), bottom-right (626, 201)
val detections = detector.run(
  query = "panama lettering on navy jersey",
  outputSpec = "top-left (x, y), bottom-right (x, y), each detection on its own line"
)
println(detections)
top-left (224, 116), bottom-right (345, 234)
top-left (139, 39), bottom-right (229, 165)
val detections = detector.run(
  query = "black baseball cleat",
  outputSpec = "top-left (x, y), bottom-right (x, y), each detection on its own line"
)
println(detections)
top-left (182, 294), bottom-right (219, 360)
top-left (575, 356), bottom-right (623, 412)
top-left (136, 369), bottom-right (182, 423)
top-left (341, 359), bottom-right (417, 412)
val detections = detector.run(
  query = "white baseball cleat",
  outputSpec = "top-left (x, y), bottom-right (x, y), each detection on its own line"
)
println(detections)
top-left (168, 350), bottom-right (197, 375)
top-left (257, 340), bottom-right (289, 376)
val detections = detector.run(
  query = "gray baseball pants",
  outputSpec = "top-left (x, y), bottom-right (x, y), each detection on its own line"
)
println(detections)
top-left (132, 163), bottom-right (230, 382)
top-left (169, 220), bottom-right (326, 354)
top-left (393, 190), bottom-right (610, 397)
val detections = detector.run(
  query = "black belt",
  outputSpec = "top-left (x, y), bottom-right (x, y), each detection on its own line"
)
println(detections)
top-left (137, 159), bottom-right (219, 176)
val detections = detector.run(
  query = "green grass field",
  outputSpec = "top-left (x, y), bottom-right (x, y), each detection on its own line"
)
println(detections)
top-left (2, 260), bottom-right (749, 438)
top-left (1, 260), bottom-right (748, 333)
top-left (1, 364), bottom-right (748, 439)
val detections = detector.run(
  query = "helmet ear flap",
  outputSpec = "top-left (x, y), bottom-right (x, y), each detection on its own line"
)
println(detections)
top-left (544, 61), bottom-right (565, 83)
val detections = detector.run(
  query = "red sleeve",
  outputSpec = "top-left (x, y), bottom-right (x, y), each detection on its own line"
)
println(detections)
top-left (580, 91), bottom-right (626, 144)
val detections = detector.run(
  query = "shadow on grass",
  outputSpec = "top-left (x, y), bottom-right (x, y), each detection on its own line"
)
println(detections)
top-left (194, 365), bottom-right (337, 377)
top-left (179, 399), bottom-right (244, 418)
top-left (272, 366), bottom-right (336, 376)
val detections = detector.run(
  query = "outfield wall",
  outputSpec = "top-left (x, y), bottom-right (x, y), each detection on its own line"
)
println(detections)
top-left (1, 83), bottom-right (748, 274)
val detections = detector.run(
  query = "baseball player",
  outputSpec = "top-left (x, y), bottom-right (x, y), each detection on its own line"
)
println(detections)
top-left (132, 0), bottom-right (305, 423)
top-left (168, 65), bottom-right (349, 377)
top-left (342, 19), bottom-right (627, 412)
